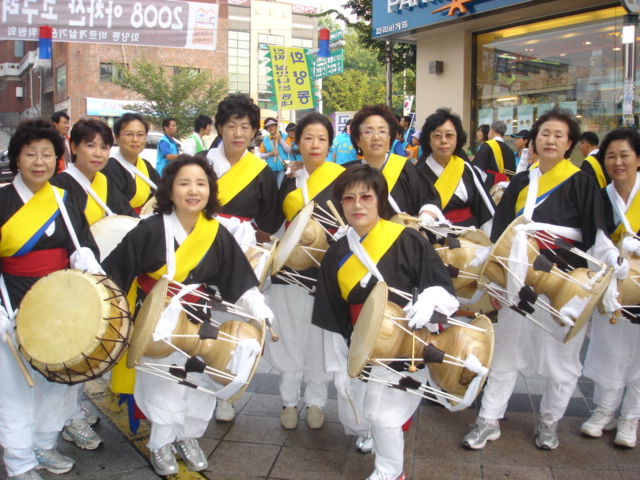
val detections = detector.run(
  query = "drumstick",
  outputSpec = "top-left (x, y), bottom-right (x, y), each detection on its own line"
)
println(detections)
top-left (7, 338), bottom-right (34, 387)
top-left (408, 287), bottom-right (419, 373)
top-left (266, 319), bottom-right (280, 342)
top-left (346, 391), bottom-right (361, 425)
top-left (326, 200), bottom-right (345, 228)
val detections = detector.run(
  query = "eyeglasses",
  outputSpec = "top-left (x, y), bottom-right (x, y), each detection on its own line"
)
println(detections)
top-left (361, 129), bottom-right (389, 138)
top-left (430, 132), bottom-right (456, 142)
top-left (120, 131), bottom-right (147, 139)
top-left (341, 193), bottom-right (377, 206)
top-left (21, 151), bottom-right (56, 162)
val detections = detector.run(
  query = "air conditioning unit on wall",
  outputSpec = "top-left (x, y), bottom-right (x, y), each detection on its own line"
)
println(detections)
top-left (16, 86), bottom-right (24, 98)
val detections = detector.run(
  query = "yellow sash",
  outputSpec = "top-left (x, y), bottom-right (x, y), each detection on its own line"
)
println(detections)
top-left (486, 140), bottom-right (504, 173)
top-left (129, 157), bottom-right (152, 209)
top-left (114, 213), bottom-right (220, 394)
top-left (515, 160), bottom-right (579, 217)
top-left (85, 172), bottom-right (108, 226)
top-left (611, 191), bottom-right (640, 243)
top-left (337, 220), bottom-right (405, 301)
top-left (585, 156), bottom-right (607, 188)
top-left (381, 154), bottom-right (406, 194)
top-left (282, 162), bottom-right (345, 221)
top-left (0, 184), bottom-right (66, 257)
top-left (434, 155), bottom-right (465, 210)
top-left (218, 153), bottom-right (267, 206)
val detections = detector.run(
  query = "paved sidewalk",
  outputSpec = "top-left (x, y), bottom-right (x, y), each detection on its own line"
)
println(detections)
top-left (1, 340), bottom-right (638, 480)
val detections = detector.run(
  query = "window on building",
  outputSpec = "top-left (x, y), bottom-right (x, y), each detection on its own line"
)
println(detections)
top-left (173, 66), bottom-right (200, 76)
top-left (291, 38), bottom-right (312, 49)
top-left (474, 6), bottom-right (631, 157)
top-left (100, 63), bottom-right (124, 83)
top-left (258, 34), bottom-right (285, 46)
top-left (228, 30), bottom-right (251, 94)
top-left (56, 64), bottom-right (66, 95)
top-left (14, 41), bottom-right (24, 58)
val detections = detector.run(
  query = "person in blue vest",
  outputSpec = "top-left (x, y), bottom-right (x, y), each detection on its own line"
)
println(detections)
top-left (259, 117), bottom-right (288, 187)
top-left (156, 118), bottom-right (180, 175)
top-left (392, 127), bottom-right (407, 157)
top-left (331, 119), bottom-right (358, 167)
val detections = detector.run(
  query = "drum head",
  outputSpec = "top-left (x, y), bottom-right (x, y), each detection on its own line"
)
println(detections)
top-left (16, 270), bottom-right (112, 366)
top-left (563, 267), bottom-right (612, 344)
top-left (348, 282), bottom-right (389, 378)
top-left (271, 201), bottom-right (316, 274)
top-left (91, 215), bottom-right (140, 261)
top-left (127, 277), bottom-right (170, 367)
top-left (140, 196), bottom-right (157, 216)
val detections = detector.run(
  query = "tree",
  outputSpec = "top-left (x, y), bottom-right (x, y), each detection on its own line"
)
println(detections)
top-left (114, 60), bottom-right (227, 138)
top-left (322, 69), bottom-right (386, 112)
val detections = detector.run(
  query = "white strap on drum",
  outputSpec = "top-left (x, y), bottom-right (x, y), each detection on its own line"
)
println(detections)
top-left (65, 165), bottom-right (114, 217)
top-left (112, 150), bottom-right (158, 190)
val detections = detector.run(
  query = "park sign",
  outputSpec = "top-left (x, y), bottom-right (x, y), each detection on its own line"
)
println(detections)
top-left (313, 49), bottom-right (344, 79)
top-left (1, 0), bottom-right (219, 50)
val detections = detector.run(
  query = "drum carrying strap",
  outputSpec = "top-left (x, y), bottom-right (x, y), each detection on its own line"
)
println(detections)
top-left (607, 174), bottom-right (640, 243)
top-left (381, 154), bottom-right (406, 215)
top-left (282, 162), bottom-right (344, 221)
top-left (65, 165), bottom-right (114, 225)
top-left (112, 151), bottom-right (157, 208)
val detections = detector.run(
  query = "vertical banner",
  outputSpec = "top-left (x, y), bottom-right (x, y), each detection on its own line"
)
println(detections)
top-left (403, 95), bottom-right (414, 116)
top-left (267, 46), bottom-right (315, 111)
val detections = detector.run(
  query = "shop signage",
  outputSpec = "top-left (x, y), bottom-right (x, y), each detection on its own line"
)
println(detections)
top-left (372, 0), bottom-right (534, 39)
top-left (86, 97), bottom-right (146, 117)
top-left (1, 0), bottom-right (219, 50)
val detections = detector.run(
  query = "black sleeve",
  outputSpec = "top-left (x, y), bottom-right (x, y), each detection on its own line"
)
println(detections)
top-left (406, 161), bottom-right (441, 211)
top-left (255, 168), bottom-right (285, 234)
top-left (106, 182), bottom-right (139, 218)
top-left (490, 172), bottom-right (525, 242)
top-left (472, 144), bottom-right (496, 172)
top-left (312, 241), bottom-right (353, 339)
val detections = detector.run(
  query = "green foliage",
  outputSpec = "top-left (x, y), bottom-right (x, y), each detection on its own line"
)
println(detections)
top-left (322, 70), bottom-right (386, 112)
top-left (114, 61), bottom-right (227, 138)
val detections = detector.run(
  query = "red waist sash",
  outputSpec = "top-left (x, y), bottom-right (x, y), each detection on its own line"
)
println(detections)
top-left (137, 273), bottom-right (204, 304)
top-left (349, 303), bottom-right (364, 326)
top-left (444, 206), bottom-right (472, 224)
top-left (487, 169), bottom-right (508, 184)
top-left (2, 248), bottom-right (69, 277)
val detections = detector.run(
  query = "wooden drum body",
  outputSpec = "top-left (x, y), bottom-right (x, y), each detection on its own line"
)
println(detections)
top-left (348, 282), bottom-right (494, 404)
top-left (16, 269), bottom-right (131, 384)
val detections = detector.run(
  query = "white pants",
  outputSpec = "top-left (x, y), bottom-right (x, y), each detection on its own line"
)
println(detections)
top-left (479, 369), bottom-right (578, 423)
top-left (338, 367), bottom-right (424, 477)
top-left (135, 352), bottom-right (217, 451)
top-left (265, 284), bottom-right (331, 408)
top-left (593, 383), bottom-right (640, 420)
top-left (0, 342), bottom-right (76, 476)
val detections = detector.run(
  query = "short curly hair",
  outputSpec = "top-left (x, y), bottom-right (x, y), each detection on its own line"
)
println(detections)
top-left (530, 107), bottom-right (580, 158)
top-left (154, 155), bottom-right (220, 220)
top-left (215, 94), bottom-right (260, 133)
top-left (350, 104), bottom-right (398, 154)
top-left (8, 118), bottom-right (65, 174)
top-left (419, 108), bottom-right (468, 158)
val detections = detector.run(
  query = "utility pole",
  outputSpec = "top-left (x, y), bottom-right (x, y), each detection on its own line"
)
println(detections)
top-left (386, 40), bottom-right (392, 107)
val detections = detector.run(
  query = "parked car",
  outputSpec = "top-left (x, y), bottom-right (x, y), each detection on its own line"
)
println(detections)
top-left (0, 148), bottom-right (15, 184)
top-left (110, 131), bottom-right (163, 168)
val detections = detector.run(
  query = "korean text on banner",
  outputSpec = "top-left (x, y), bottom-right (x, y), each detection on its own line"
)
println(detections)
top-left (268, 46), bottom-right (314, 111)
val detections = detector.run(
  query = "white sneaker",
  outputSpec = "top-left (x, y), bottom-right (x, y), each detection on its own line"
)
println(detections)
top-left (62, 417), bottom-right (104, 450)
top-left (215, 399), bottom-right (235, 423)
top-left (615, 417), bottom-right (638, 448)
top-left (34, 448), bottom-right (74, 475)
top-left (581, 409), bottom-right (616, 438)
top-left (81, 404), bottom-right (100, 426)
top-left (355, 435), bottom-right (373, 454)
top-left (366, 469), bottom-right (405, 480)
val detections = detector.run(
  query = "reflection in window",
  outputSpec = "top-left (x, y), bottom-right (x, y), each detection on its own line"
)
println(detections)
top-left (474, 7), bottom-right (628, 156)
top-left (100, 63), bottom-right (124, 83)
top-left (56, 64), bottom-right (66, 95)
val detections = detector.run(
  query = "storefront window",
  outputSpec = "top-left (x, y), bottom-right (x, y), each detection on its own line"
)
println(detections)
top-left (474, 6), bottom-right (632, 156)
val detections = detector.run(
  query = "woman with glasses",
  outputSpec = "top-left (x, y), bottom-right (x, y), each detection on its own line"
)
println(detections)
top-left (312, 165), bottom-right (456, 480)
top-left (0, 119), bottom-right (100, 480)
top-left (350, 104), bottom-right (441, 225)
top-left (417, 108), bottom-right (495, 232)
top-left (102, 113), bottom-right (160, 215)
top-left (265, 112), bottom-right (342, 431)
top-left (581, 128), bottom-right (640, 448)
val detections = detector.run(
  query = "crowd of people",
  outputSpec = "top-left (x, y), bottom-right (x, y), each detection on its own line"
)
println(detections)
top-left (0, 98), bottom-right (638, 480)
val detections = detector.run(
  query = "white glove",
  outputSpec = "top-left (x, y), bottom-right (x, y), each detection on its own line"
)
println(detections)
top-left (334, 368), bottom-right (352, 400)
top-left (0, 305), bottom-right (12, 343)
top-left (419, 211), bottom-right (437, 227)
top-left (236, 287), bottom-right (275, 325)
top-left (70, 247), bottom-right (105, 275)
top-left (333, 225), bottom-right (349, 241)
top-left (622, 236), bottom-right (640, 257)
top-left (404, 286), bottom-right (459, 330)
top-left (604, 248), bottom-right (630, 280)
